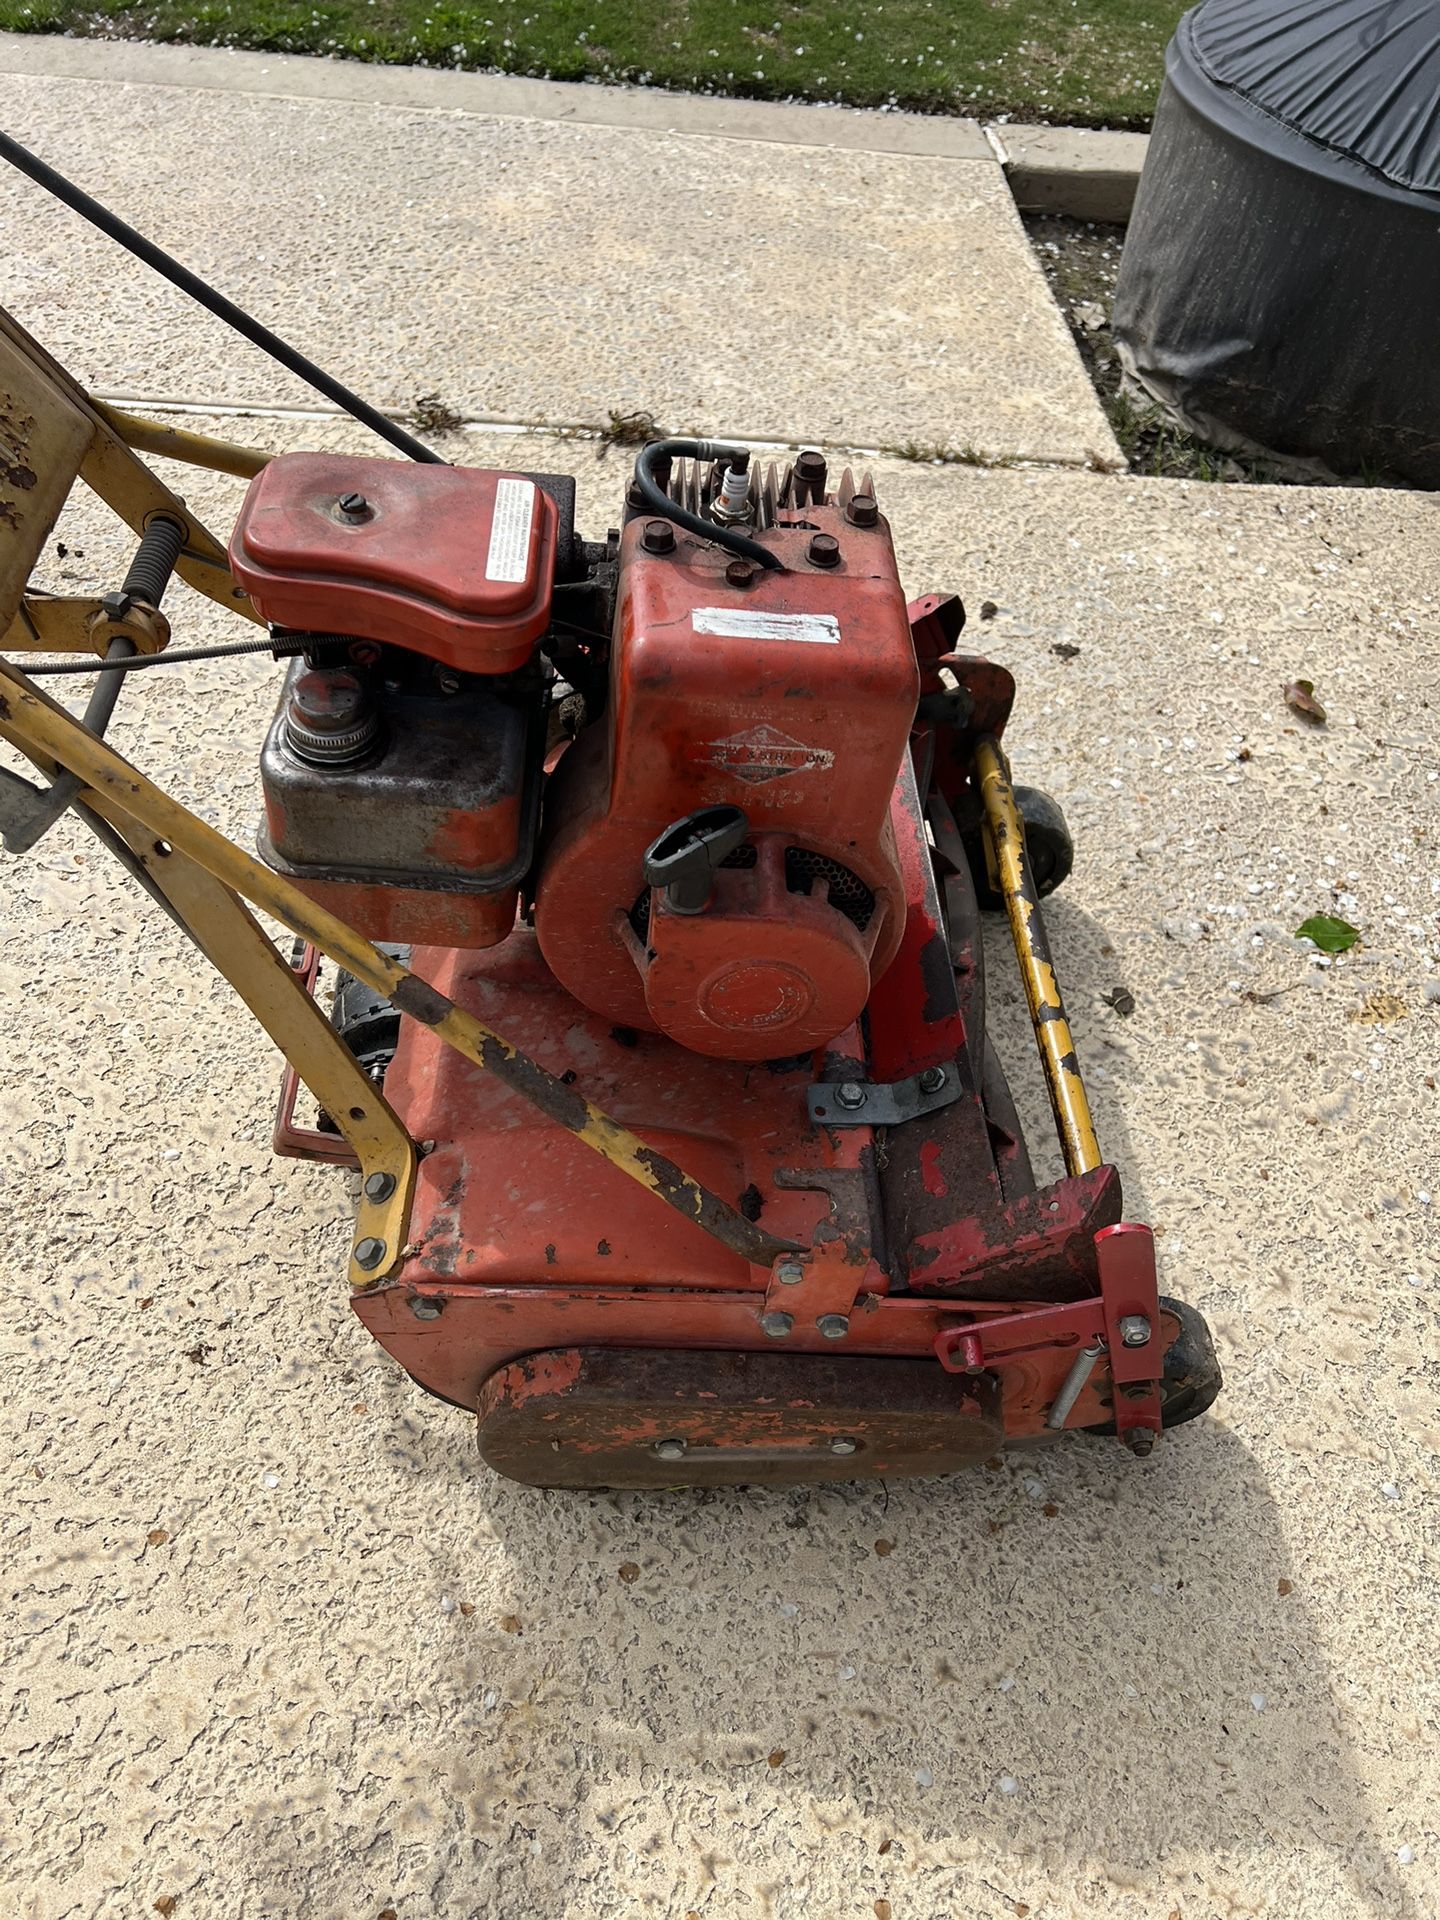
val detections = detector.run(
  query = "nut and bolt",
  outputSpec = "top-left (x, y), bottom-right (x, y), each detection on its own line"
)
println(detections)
top-left (626, 480), bottom-right (646, 510)
top-left (917, 1065), bottom-right (947, 1095)
top-left (408, 1294), bottom-right (444, 1322)
top-left (337, 491), bottom-right (370, 518)
top-left (846, 494), bottom-right (879, 528)
top-left (828, 1435), bottom-right (858, 1456)
top-left (761, 1310), bottom-right (794, 1340)
top-left (817, 1313), bottom-right (850, 1341)
top-left (641, 518), bottom-right (676, 554)
top-left (774, 1259), bottom-right (805, 1286)
top-left (353, 1235), bottom-right (387, 1271)
top-left (653, 1437), bottom-right (688, 1461)
top-left (435, 667), bottom-right (462, 695)
top-left (1119, 1315), bottom-right (1152, 1348)
top-left (725, 558), bottom-right (759, 588)
top-left (1123, 1428), bottom-right (1156, 1459)
top-left (834, 1081), bottom-right (868, 1110)
top-left (1119, 1380), bottom-right (1154, 1401)
top-left (807, 533), bottom-right (841, 568)
top-left (362, 1171), bottom-right (396, 1202)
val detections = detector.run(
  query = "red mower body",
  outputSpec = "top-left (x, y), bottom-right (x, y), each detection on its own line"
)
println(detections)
top-left (245, 447), bottom-right (1219, 1486)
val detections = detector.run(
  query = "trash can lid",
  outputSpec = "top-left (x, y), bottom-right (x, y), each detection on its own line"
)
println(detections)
top-left (1188, 0), bottom-right (1440, 196)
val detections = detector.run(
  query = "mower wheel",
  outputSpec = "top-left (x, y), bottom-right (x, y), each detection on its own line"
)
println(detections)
top-left (967, 785), bottom-right (1074, 910)
top-left (1084, 1296), bottom-right (1223, 1437)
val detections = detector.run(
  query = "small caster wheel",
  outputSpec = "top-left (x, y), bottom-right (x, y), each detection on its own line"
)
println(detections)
top-left (1081, 1297), bottom-right (1223, 1439)
top-left (965, 785), bottom-right (1074, 911)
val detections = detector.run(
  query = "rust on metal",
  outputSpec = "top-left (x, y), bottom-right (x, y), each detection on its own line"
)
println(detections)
top-left (475, 1346), bottom-right (1004, 1488)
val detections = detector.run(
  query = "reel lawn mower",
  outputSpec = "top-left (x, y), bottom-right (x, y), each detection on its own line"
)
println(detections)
top-left (0, 133), bottom-right (1220, 1488)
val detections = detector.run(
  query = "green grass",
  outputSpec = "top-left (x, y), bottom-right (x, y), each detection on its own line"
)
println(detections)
top-left (0, 1), bottom-right (1186, 128)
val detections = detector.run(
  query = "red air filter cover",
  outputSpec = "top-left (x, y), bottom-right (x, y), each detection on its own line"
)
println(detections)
top-left (229, 452), bottom-right (557, 673)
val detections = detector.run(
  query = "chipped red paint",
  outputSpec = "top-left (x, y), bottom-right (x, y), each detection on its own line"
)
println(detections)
top-left (353, 923), bottom-right (1151, 1465)
top-left (919, 1140), bottom-right (948, 1198)
top-left (475, 1348), bottom-right (1006, 1487)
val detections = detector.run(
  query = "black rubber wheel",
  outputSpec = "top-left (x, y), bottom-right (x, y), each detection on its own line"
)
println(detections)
top-left (1083, 1296), bottom-right (1224, 1437)
top-left (966, 785), bottom-right (1074, 911)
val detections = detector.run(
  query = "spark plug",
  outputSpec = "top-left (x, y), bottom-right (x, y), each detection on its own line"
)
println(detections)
top-left (710, 451), bottom-right (753, 527)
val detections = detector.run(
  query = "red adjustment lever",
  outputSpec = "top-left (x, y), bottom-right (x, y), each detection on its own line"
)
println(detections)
top-left (933, 1222), bottom-right (1164, 1456)
top-left (1094, 1222), bottom-right (1164, 1455)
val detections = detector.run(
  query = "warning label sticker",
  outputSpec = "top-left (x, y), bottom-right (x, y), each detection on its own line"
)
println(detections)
top-left (485, 477), bottom-right (536, 584)
top-left (691, 607), bottom-right (841, 645)
top-left (698, 724), bottom-right (836, 785)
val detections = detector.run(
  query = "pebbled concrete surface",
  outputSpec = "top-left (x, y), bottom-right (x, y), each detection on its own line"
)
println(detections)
top-left (0, 54), bottom-right (1118, 465)
top-left (2, 414), bottom-right (1437, 1919)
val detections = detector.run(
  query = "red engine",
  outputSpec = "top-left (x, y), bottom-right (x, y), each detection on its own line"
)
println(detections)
top-left (534, 502), bottom-right (917, 1058)
top-left (229, 445), bottom-right (919, 1061)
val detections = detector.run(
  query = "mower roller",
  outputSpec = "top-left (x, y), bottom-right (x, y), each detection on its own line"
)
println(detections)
top-left (0, 134), bottom-right (1220, 1488)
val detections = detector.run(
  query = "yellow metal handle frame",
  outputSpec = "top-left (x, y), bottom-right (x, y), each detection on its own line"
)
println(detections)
top-left (0, 661), bottom-right (795, 1275)
top-left (973, 734), bottom-right (1102, 1178)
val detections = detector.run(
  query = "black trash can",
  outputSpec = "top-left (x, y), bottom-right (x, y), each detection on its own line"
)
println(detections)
top-left (1112, 0), bottom-right (1440, 486)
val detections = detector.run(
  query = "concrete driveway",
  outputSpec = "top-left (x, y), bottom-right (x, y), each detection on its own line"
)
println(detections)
top-left (1, 35), bottom-right (1436, 1920)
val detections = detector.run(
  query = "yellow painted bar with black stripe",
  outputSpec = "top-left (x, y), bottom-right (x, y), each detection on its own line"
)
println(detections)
top-left (0, 660), bottom-right (798, 1273)
top-left (973, 733), bottom-right (1102, 1178)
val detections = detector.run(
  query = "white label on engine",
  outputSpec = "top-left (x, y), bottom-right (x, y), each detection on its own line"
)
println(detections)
top-left (691, 607), bottom-right (841, 644)
top-left (485, 476), bottom-right (536, 584)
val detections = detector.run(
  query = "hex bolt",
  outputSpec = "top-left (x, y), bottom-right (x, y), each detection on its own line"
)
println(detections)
top-left (353, 1235), bottom-right (387, 1270)
top-left (626, 480), bottom-right (645, 510)
top-left (846, 494), bottom-right (879, 528)
top-left (641, 518), bottom-right (676, 554)
top-left (794, 449), bottom-right (828, 503)
top-left (834, 1082), bottom-right (868, 1110)
top-left (774, 1259), bottom-right (805, 1286)
top-left (1120, 1380), bottom-right (1154, 1401)
top-left (653, 1437), bottom-right (688, 1461)
top-left (761, 1310), bottom-right (794, 1340)
top-left (1123, 1429), bottom-right (1156, 1459)
top-left (817, 1314), bottom-right (850, 1341)
top-left (918, 1065), bottom-right (947, 1094)
top-left (337, 491), bottom-right (369, 518)
top-left (807, 533), bottom-right (841, 568)
top-left (1119, 1315), bottom-right (1152, 1348)
top-left (726, 558), bottom-right (758, 587)
top-left (362, 1170), bottom-right (396, 1202)
top-left (828, 1435), bottom-right (858, 1455)
top-left (409, 1294), bottom-right (444, 1322)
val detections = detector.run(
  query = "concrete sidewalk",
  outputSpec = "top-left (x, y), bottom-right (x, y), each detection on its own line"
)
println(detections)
top-left (1, 34), bottom-right (1438, 1920)
top-left (0, 35), bottom-right (1118, 465)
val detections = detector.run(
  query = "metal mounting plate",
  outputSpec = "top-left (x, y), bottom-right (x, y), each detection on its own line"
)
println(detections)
top-left (807, 1063), bottom-right (964, 1129)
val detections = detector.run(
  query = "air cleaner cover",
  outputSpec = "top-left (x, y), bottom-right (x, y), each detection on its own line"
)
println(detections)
top-left (229, 452), bottom-right (557, 673)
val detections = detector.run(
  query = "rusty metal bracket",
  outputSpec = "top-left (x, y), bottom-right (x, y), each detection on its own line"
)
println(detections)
top-left (807, 1063), bottom-right (964, 1129)
top-left (933, 1220), bottom-right (1166, 1454)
